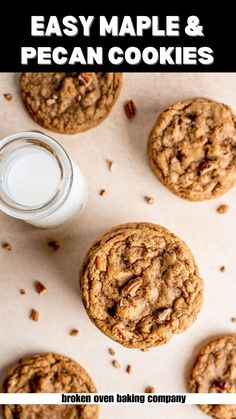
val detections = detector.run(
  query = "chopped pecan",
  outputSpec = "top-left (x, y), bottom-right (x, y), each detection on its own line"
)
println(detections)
top-left (46, 98), bottom-right (56, 106)
top-left (106, 159), bottom-right (114, 172)
top-left (145, 196), bottom-right (154, 205)
top-left (35, 281), bottom-right (47, 295)
top-left (124, 100), bottom-right (137, 120)
top-left (217, 204), bottom-right (229, 214)
top-left (123, 278), bottom-right (142, 297)
top-left (145, 386), bottom-right (155, 393)
top-left (70, 329), bottom-right (79, 336)
top-left (112, 360), bottom-right (121, 369)
top-left (199, 135), bottom-right (208, 144)
top-left (197, 161), bottom-right (210, 174)
top-left (48, 240), bottom-right (60, 251)
top-left (157, 308), bottom-right (172, 321)
top-left (214, 379), bottom-right (228, 392)
top-left (126, 364), bottom-right (133, 374)
top-left (20, 289), bottom-right (27, 295)
top-left (30, 309), bottom-right (39, 322)
top-left (2, 242), bottom-right (12, 251)
top-left (57, 374), bottom-right (70, 385)
top-left (95, 255), bottom-right (106, 271)
top-left (3, 93), bottom-right (12, 101)
top-left (78, 73), bottom-right (93, 87)
top-left (99, 189), bottom-right (107, 196)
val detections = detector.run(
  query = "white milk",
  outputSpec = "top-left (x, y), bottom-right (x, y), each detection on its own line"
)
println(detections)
top-left (31, 159), bottom-right (87, 228)
top-left (3, 146), bottom-right (61, 207)
top-left (0, 132), bottom-right (87, 228)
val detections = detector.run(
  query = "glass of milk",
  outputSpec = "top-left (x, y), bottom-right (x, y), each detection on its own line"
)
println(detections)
top-left (0, 131), bottom-right (87, 228)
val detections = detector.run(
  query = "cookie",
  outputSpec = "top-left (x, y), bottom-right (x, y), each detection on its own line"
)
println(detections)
top-left (148, 98), bottom-right (236, 201)
top-left (189, 335), bottom-right (236, 419)
top-left (80, 222), bottom-right (203, 349)
top-left (3, 353), bottom-right (99, 419)
top-left (20, 72), bottom-right (122, 134)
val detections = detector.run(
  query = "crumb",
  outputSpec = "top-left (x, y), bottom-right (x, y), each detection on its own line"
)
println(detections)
top-left (145, 196), bottom-right (154, 205)
top-left (106, 159), bottom-right (114, 172)
top-left (20, 289), bottom-right (27, 295)
top-left (141, 348), bottom-right (149, 352)
top-left (126, 364), bottom-right (133, 374)
top-left (3, 93), bottom-right (12, 101)
top-left (30, 309), bottom-right (39, 322)
top-left (99, 189), bottom-right (107, 196)
top-left (108, 348), bottom-right (116, 356)
top-left (48, 240), bottom-right (60, 251)
top-left (70, 329), bottom-right (79, 336)
top-left (220, 266), bottom-right (225, 272)
top-left (124, 100), bottom-right (136, 119)
top-left (2, 242), bottom-right (12, 251)
top-left (217, 204), bottom-right (229, 214)
top-left (145, 386), bottom-right (155, 393)
top-left (112, 360), bottom-right (121, 369)
top-left (35, 281), bottom-right (47, 295)
top-left (231, 317), bottom-right (236, 323)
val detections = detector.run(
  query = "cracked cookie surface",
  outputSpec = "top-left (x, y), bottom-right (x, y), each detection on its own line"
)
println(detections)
top-left (20, 72), bottom-right (122, 134)
top-left (80, 222), bottom-right (203, 349)
top-left (3, 353), bottom-right (99, 419)
top-left (148, 98), bottom-right (236, 201)
top-left (189, 335), bottom-right (236, 419)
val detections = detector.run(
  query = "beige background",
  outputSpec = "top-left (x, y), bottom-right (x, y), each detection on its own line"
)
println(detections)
top-left (0, 73), bottom-right (236, 418)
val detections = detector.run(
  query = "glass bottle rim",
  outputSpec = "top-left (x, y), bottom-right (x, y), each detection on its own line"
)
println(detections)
top-left (0, 131), bottom-right (73, 220)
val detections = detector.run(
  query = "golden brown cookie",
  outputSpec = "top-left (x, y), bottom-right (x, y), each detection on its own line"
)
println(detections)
top-left (189, 335), bottom-right (236, 419)
top-left (20, 72), bottom-right (122, 134)
top-left (3, 353), bottom-right (99, 419)
top-left (80, 222), bottom-right (204, 349)
top-left (148, 98), bottom-right (236, 201)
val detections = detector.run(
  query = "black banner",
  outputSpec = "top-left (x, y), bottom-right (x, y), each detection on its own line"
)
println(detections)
top-left (0, 6), bottom-right (234, 72)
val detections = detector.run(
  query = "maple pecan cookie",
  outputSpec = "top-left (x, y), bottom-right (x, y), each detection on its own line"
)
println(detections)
top-left (20, 72), bottom-right (122, 134)
top-left (189, 335), bottom-right (236, 419)
top-left (3, 353), bottom-right (99, 419)
top-left (80, 222), bottom-right (204, 349)
top-left (148, 98), bottom-right (236, 201)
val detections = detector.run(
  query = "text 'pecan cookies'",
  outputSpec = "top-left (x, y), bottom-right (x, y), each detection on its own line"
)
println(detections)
top-left (148, 98), bottom-right (236, 201)
top-left (20, 72), bottom-right (122, 134)
top-left (3, 353), bottom-right (99, 419)
top-left (189, 335), bottom-right (236, 419)
top-left (80, 222), bottom-right (204, 349)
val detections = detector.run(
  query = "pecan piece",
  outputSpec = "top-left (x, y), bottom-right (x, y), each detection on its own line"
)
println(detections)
top-left (30, 309), bottom-right (39, 321)
top-left (78, 73), bottom-right (93, 87)
top-left (145, 196), bottom-right (154, 205)
top-left (3, 93), bottom-right (12, 101)
top-left (48, 240), bottom-right (60, 251)
top-left (95, 255), bottom-right (107, 271)
top-left (99, 189), bottom-right (107, 196)
top-left (2, 242), bottom-right (12, 251)
top-left (112, 360), bottom-right (121, 369)
top-left (157, 308), bottom-right (172, 321)
top-left (124, 100), bottom-right (137, 120)
top-left (123, 278), bottom-right (142, 297)
top-left (35, 281), bottom-right (47, 295)
top-left (70, 329), bottom-right (79, 336)
top-left (217, 204), bottom-right (229, 214)
top-left (145, 386), bottom-right (155, 393)
top-left (197, 161), bottom-right (210, 174)
top-left (126, 364), bottom-right (133, 374)
top-left (214, 379), bottom-right (228, 392)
